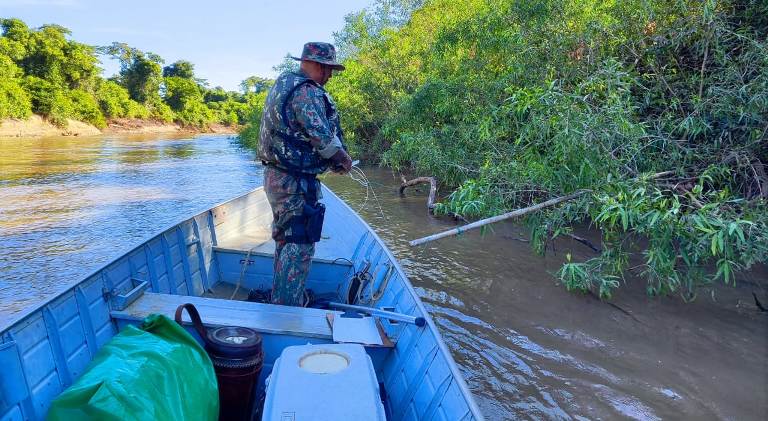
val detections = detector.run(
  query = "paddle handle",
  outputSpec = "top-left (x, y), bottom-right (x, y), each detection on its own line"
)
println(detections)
top-left (329, 302), bottom-right (426, 327)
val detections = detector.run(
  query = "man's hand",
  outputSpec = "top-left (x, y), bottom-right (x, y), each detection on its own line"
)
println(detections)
top-left (330, 149), bottom-right (353, 174)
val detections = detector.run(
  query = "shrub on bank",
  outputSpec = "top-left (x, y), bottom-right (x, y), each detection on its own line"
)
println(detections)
top-left (237, 91), bottom-right (268, 149)
top-left (68, 89), bottom-right (105, 128)
top-left (0, 77), bottom-right (31, 119)
top-left (330, 0), bottom-right (768, 299)
top-left (96, 80), bottom-right (149, 119)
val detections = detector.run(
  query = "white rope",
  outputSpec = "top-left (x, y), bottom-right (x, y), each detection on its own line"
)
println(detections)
top-left (230, 245), bottom-right (257, 300)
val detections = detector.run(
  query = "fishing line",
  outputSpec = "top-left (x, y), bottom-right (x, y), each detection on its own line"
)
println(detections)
top-left (347, 164), bottom-right (389, 221)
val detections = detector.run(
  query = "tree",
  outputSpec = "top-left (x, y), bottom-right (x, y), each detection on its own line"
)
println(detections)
top-left (1, 19), bottom-right (99, 90)
top-left (271, 53), bottom-right (299, 74)
top-left (100, 42), bottom-right (164, 103)
top-left (163, 60), bottom-right (195, 79)
top-left (239, 76), bottom-right (273, 94)
top-left (324, 0), bottom-right (768, 299)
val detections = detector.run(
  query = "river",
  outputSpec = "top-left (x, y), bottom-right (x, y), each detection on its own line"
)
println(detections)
top-left (1, 134), bottom-right (765, 420)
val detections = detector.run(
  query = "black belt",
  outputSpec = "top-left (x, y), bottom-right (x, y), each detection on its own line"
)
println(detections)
top-left (262, 161), bottom-right (319, 204)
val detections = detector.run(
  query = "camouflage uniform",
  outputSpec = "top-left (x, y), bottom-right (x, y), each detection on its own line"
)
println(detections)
top-left (258, 42), bottom-right (345, 306)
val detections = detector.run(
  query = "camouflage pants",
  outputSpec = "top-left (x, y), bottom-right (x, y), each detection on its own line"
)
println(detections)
top-left (264, 165), bottom-right (320, 306)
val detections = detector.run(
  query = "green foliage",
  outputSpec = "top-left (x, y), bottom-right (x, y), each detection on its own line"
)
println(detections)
top-left (271, 54), bottom-right (299, 74)
top-left (100, 42), bottom-right (164, 104)
top-left (331, 0), bottom-right (768, 299)
top-left (163, 60), bottom-right (195, 79)
top-left (95, 80), bottom-right (149, 119)
top-left (22, 76), bottom-right (69, 126)
top-left (146, 98), bottom-right (175, 123)
top-left (0, 77), bottom-right (31, 119)
top-left (1, 19), bottom-right (100, 90)
top-left (67, 89), bottom-right (105, 128)
top-left (0, 54), bottom-right (31, 118)
top-left (1, 17), bottom-right (104, 124)
top-left (164, 76), bottom-right (214, 128)
top-left (237, 90), bottom-right (269, 148)
top-left (1, 18), bottom-right (252, 129)
top-left (20, 76), bottom-right (105, 127)
top-left (239, 76), bottom-right (273, 94)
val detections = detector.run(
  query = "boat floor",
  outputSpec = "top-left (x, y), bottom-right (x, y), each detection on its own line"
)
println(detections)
top-left (203, 281), bottom-right (250, 301)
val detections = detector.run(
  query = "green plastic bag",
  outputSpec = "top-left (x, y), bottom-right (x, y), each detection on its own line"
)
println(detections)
top-left (48, 314), bottom-right (218, 421)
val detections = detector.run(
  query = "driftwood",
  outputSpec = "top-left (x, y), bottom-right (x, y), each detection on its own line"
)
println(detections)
top-left (409, 190), bottom-right (590, 247)
top-left (400, 176), bottom-right (437, 212)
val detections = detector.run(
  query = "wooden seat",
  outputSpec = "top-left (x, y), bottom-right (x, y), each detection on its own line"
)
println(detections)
top-left (111, 292), bottom-right (337, 339)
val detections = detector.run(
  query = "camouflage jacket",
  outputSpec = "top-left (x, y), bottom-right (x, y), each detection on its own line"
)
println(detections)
top-left (258, 70), bottom-right (344, 174)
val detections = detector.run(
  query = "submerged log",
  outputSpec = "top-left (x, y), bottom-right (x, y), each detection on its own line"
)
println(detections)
top-left (400, 176), bottom-right (437, 212)
top-left (409, 190), bottom-right (590, 247)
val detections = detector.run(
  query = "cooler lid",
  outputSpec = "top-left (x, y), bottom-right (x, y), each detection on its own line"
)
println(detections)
top-left (261, 344), bottom-right (386, 421)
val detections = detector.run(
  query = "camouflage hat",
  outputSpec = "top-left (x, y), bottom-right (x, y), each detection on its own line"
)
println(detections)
top-left (292, 42), bottom-right (345, 70)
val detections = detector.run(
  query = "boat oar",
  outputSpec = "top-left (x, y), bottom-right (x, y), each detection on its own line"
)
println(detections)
top-left (329, 302), bottom-right (426, 327)
top-left (409, 189), bottom-right (591, 246)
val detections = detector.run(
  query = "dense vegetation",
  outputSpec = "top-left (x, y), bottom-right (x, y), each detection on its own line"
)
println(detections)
top-left (0, 18), bottom-right (265, 129)
top-left (321, 0), bottom-right (766, 299)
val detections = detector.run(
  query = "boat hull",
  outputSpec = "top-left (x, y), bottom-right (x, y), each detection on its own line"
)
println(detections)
top-left (0, 186), bottom-right (483, 420)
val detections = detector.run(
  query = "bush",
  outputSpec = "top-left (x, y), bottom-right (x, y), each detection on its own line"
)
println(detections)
top-left (96, 80), bottom-right (148, 119)
top-left (21, 76), bottom-right (105, 127)
top-left (174, 100), bottom-right (214, 128)
top-left (331, 0), bottom-right (768, 299)
top-left (0, 76), bottom-right (31, 119)
top-left (237, 91), bottom-right (268, 149)
top-left (68, 89), bottom-right (105, 128)
top-left (164, 76), bottom-right (215, 128)
top-left (22, 76), bottom-right (71, 126)
top-left (146, 98), bottom-right (174, 123)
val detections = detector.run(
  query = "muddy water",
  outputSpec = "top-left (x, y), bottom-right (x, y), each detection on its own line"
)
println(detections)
top-left (1, 134), bottom-right (766, 420)
top-left (323, 170), bottom-right (767, 421)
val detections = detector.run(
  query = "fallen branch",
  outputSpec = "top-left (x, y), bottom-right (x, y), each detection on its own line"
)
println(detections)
top-left (409, 190), bottom-right (590, 247)
top-left (566, 233), bottom-right (601, 253)
top-left (400, 176), bottom-right (437, 212)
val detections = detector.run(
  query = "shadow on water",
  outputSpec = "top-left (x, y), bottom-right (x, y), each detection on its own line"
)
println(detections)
top-left (322, 167), bottom-right (768, 421)
top-left (0, 135), bottom-right (765, 420)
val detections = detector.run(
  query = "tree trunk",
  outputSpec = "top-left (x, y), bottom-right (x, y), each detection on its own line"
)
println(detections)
top-left (400, 176), bottom-right (437, 212)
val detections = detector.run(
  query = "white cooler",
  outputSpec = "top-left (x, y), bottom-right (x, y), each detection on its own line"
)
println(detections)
top-left (261, 343), bottom-right (387, 421)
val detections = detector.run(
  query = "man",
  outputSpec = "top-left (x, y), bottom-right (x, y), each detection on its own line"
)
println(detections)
top-left (258, 42), bottom-right (353, 306)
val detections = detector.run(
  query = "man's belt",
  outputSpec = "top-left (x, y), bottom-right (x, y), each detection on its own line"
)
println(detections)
top-left (262, 161), bottom-right (319, 204)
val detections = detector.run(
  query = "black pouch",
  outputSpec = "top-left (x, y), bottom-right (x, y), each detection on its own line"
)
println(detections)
top-left (285, 202), bottom-right (326, 244)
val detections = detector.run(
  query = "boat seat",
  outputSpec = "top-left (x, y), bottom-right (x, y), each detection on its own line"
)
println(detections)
top-left (110, 292), bottom-right (337, 339)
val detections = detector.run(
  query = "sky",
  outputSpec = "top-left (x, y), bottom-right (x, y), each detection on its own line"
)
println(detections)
top-left (1, 0), bottom-right (371, 91)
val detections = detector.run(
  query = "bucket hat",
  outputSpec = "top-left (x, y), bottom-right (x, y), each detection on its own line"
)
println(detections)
top-left (292, 42), bottom-right (345, 70)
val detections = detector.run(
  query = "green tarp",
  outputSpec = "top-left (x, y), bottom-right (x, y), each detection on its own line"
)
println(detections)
top-left (48, 314), bottom-right (218, 421)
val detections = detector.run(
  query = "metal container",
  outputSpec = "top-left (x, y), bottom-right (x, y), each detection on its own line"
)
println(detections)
top-left (175, 304), bottom-right (264, 421)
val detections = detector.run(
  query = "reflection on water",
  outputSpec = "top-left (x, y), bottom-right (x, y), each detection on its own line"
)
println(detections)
top-left (0, 134), bottom-right (263, 326)
top-left (0, 137), bottom-right (104, 185)
top-left (0, 136), bottom-right (765, 420)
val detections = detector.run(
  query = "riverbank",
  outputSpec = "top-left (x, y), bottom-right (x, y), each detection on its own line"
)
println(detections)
top-left (0, 115), bottom-right (236, 139)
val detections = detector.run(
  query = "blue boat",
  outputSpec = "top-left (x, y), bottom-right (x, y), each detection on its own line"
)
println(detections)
top-left (0, 185), bottom-right (484, 420)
